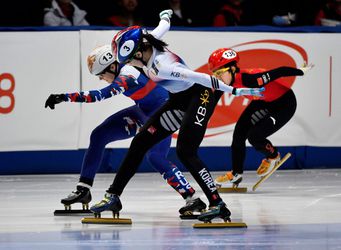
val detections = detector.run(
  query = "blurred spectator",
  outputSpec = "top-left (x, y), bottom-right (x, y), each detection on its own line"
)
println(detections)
top-left (272, 0), bottom-right (323, 26)
top-left (145, 0), bottom-right (214, 27)
top-left (192, 0), bottom-right (220, 26)
top-left (107, 0), bottom-right (144, 26)
top-left (271, 0), bottom-right (298, 26)
top-left (297, 0), bottom-right (324, 25)
top-left (0, 1), bottom-right (47, 27)
top-left (73, 0), bottom-right (113, 25)
top-left (272, 13), bottom-right (297, 26)
top-left (44, 0), bottom-right (89, 26)
top-left (240, 0), bottom-right (274, 25)
top-left (315, 0), bottom-right (341, 26)
top-left (212, 0), bottom-right (243, 26)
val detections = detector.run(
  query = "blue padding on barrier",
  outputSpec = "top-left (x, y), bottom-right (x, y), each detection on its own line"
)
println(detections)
top-left (0, 146), bottom-right (341, 175)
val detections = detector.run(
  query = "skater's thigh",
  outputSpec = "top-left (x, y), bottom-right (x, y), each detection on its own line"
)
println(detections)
top-left (233, 103), bottom-right (260, 140)
top-left (177, 88), bottom-right (216, 148)
top-left (268, 95), bottom-right (297, 130)
top-left (133, 102), bottom-right (176, 149)
top-left (97, 105), bottom-right (147, 142)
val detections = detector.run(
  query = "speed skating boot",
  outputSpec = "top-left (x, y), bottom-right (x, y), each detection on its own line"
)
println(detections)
top-left (197, 201), bottom-right (231, 223)
top-left (90, 193), bottom-right (122, 215)
top-left (257, 153), bottom-right (281, 177)
top-left (179, 197), bottom-right (207, 215)
top-left (215, 171), bottom-right (243, 187)
top-left (61, 186), bottom-right (92, 207)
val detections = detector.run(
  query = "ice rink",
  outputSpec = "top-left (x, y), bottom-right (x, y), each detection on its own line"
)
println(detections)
top-left (1, 169), bottom-right (341, 250)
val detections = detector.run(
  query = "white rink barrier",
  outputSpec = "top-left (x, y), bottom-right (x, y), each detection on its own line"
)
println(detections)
top-left (0, 30), bottom-right (341, 153)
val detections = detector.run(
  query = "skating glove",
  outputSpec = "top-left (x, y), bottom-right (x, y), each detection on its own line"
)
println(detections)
top-left (45, 94), bottom-right (66, 109)
top-left (299, 61), bottom-right (314, 75)
top-left (233, 87), bottom-right (265, 97)
top-left (159, 9), bottom-right (173, 22)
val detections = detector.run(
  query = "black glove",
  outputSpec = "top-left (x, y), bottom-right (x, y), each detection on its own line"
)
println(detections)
top-left (45, 94), bottom-right (66, 109)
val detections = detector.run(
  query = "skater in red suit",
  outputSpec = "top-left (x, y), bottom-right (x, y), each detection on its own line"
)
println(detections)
top-left (209, 48), bottom-right (314, 187)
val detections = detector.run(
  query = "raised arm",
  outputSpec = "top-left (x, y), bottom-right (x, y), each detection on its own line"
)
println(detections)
top-left (150, 10), bottom-right (173, 39)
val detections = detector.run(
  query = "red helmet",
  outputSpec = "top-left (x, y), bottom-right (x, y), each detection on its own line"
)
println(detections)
top-left (208, 48), bottom-right (239, 72)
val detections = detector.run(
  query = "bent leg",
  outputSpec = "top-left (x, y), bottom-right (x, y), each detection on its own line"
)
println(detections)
top-left (248, 90), bottom-right (297, 158)
top-left (79, 106), bottom-right (147, 187)
top-left (107, 102), bottom-right (175, 196)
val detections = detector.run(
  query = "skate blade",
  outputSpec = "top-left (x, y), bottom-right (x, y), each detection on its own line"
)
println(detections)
top-left (218, 187), bottom-right (247, 193)
top-left (81, 217), bottom-right (132, 224)
top-left (54, 209), bottom-right (92, 216)
top-left (179, 214), bottom-right (199, 220)
top-left (252, 153), bottom-right (291, 191)
top-left (193, 221), bottom-right (247, 228)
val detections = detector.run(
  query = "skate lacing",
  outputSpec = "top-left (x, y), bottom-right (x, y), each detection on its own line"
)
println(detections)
top-left (95, 193), bottom-right (118, 206)
top-left (90, 193), bottom-right (122, 214)
top-left (185, 197), bottom-right (196, 206)
top-left (96, 194), bottom-right (112, 206)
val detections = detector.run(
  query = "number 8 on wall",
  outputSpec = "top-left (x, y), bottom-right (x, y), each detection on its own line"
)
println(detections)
top-left (0, 73), bottom-right (15, 114)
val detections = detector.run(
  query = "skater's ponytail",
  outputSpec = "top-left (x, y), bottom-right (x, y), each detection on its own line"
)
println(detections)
top-left (141, 33), bottom-right (168, 52)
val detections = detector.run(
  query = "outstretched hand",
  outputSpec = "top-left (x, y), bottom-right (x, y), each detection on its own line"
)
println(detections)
top-left (159, 9), bottom-right (173, 21)
top-left (45, 94), bottom-right (65, 110)
top-left (300, 61), bottom-right (314, 74)
top-left (235, 87), bottom-right (265, 97)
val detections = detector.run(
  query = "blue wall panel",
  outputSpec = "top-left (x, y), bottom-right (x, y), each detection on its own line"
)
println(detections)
top-left (1, 146), bottom-right (340, 175)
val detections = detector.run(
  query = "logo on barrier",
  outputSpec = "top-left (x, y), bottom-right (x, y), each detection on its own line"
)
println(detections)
top-left (174, 39), bottom-right (308, 139)
top-left (0, 73), bottom-right (15, 114)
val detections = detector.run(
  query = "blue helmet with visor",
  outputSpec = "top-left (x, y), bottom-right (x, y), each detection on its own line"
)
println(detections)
top-left (114, 27), bottom-right (144, 64)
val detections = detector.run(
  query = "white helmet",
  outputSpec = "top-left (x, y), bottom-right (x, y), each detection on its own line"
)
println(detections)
top-left (87, 44), bottom-right (116, 75)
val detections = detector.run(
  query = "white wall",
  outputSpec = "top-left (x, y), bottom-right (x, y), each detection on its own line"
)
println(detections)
top-left (0, 30), bottom-right (340, 151)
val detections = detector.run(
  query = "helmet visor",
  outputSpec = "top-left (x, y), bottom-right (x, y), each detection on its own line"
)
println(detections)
top-left (96, 62), bottom-right (119, 77)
